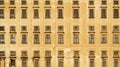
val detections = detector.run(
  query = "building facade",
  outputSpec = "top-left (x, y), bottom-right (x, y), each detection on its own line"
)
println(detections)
top-left (0, 0), bottom-right (120, 67)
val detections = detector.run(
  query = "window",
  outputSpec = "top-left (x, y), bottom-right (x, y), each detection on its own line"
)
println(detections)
top-left (10, 34), bottom-right (16, 44)
top-left (22, 9), bottom-right (27, 18)
top-left (10, 51), bottom-right (16, 56)
top-left (34, 9), bottom-right (39, 19)
top-left (89, 0), bottom-right (94, 5)
top-left (45, 0), bottom-right (50, 5)
top-left (45, 9), bottom-right (50, 18)
top-left (90, 59), bottom-right (94, 67)
top-left (34, 0), bottom-right (38, 5)
top-left (45, 51), bottom-right (51, 57)
top-left (113, 34), bottom-right (119, 44)
top-left (73, 26), bottom-right (79, 31)
top-left (58, 34), bottom-right (64, 44)
top-left (0, 26), bottom-right (4, 31)
top-left (74, 51), bottom-right (79, 58)
top-left (10, 26), bottom-right (15, 32)
top-left (89, 34), bottom-right (95, 44)
top-left (58, 9), bottom-right (63, 18)
top-left (22, 59), bottom-right (27, 67)
top-left (113, 51), bottom-right (119, 57)
top-left (113, 25), bottom-right (119, 32)
top-left (22, 51), bottom-right (27, 57)
top-left (114, 9), bottom-right (119, 18)
top-left (102, 59), bottom-right (106, 67)
top-left (21, 26), bottom-right (27, 31)
top-left (114, 0), bottom-right (119, 5)
top-left (0, 0), bottom-right (4, 5)
top-left (102, 0), bottom-right (106, 5)
top-left (74, 59), bottom-right (79, 67)
top-left (0, 51), bottom-right (5, 56)
top-left (22, 34), bottom-right (27, 44)
top-left (46, 59), bottom-right (51, 67)
top-left (34, 59), bottom-right (39, 67)
top-left (89, 9), bottom-right (94, 18)
top-left (34, 26), bottom-right (39, 32)
top-left (34, 51), bottom-right (39, 57)
top-left (45, 26), bottom-right (51, 31)
top-left (101, 9), bottom-right (107, 18)
top-left (58, 51), bottom-right (64, 58)
top-left (22, 0), bottom-right (26, 5)
top-left (101, 34), bottom-right (107, 44)
top-left (89, 26), bottom-right (94, 31)
top-left (101, 26), bottom-right (107, 32)
top-left (73, 0), bottom-right (79, 5)
top-left (45, 34), bottom-right (51, 44)
top-left (10, 9), bottom-right (15, 19)
top-left (101, 51), bottom-right (107, 57)
top-left (73, 9), bottom-right (79, 18)
top-left (73, 33), bottom-right (79, 44)
top-left (10, 0), bottom-right (15, 5)
top-left (58, 0), bottom-right (63, 5)
top-left (0, 9), bottom-right (4, 19)
top-left (58, 59), bottom-right (64, 67)
top-left (0, 34), bottom-right (4, 44)
top-left (58, 26), bottom-right (63, 32)
top-left (34, 34), bottom-right (39, 44)
top-left (114, 59), bottom-right (118, 67)
top-left (89, 51), bottom-right (94, 56)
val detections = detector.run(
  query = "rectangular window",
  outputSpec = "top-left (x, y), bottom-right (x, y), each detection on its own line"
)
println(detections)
top-left (22, 0), bottom-right (26, 5)
top-left (34, 0), bottom-right (38, 5)
top-left (45, 9), bottom-right (50, 18)
top-left (101, 51), bottom-right (107, 57)
top-left (73, 0), bottom-right (79, 5)
top-left (89, 9), bottom-right (94, 18)
top-left (90, 59), bottom-right (94, 67)
top-left (10, 0), bottom-right (15, 5)
top-left (89, 51), bottom-right (94, 56)
top-left (58, 0), bottom-right (63, 5)
top-left (34, 34), bottom-right (39, 44)
top-left (114, 0), bottom-right (119, 5)
top-left (73, 33), bottom-right (79, 44)
top-left (89, 26), bottom-right (94, 31)
top-left (58, 59), bottom-right (64, 67)
top-left (102, 59), bottom-right (107, 67)
top-left (58, 26), bottom-right (63, 32)
top-left (114, 9), bottom-right (119, 18)
top-left (73, 26), bottom-right (79, 31)
top-left (10, 51), bottom-right (16, 56)
top-left (45, 0), bottom-right (50, 5)
top-left (101, 9), bottom-right (107, 18)
top-left (45, 51), bottom-right (51, 57)
top-left (22, 51), bottom-right (27, 57)
top-left (45, 26), bottom-right (51, 31)
top-left (22, 59), bottom-right (27, 67)
top-left (34, 59), bottom-right (39, 67)
top-left (114, 59), bottom-right (118, 67)
top-left (0, 0), bottom-right (4, 5)
top-left (0, 9), bottom-right (4, 19)
top-left (101, 25), bottom-right (107, 32)
top-left (0, 34), bottom-right (4, 44)
top-left (58, 34), bottom-right (64, 44)
top-left (34, 26), bottom-right (39, 32)
top-left (113, 51), bottom-right (119, 57)
top-left (46, 59), bottom-right (51, 67)
top-left (0, 26), bottom-right (4, 31)
top-left (101, 34), bottom-right (107, 44)
top-left (58, 9), bottom-right (63, 18)
top-left (10, 26), bottom-right (15, 32)
top-left (21, 26), bottom-right (27, 31)
top-left (113, 34), bottom-right (119, 44)
top-left (113, 25), bottom-right (119, 32)
top-left (73, 9), bottom-right (79, 18)
top-left (10, 9), bottom-right (15, 19)
top-left (89, 0), bottom-right (94, 5)
top-left (34, 51), bottom-right (39, 57)
top-left (89, 34), bottom-right (95, 44)
top-left (22, 34), bottom-right (27, 44)
top-left (34, 9), bottom-right (39, 19)
top-left (58, 51), bottom-right (64, 58)
top-left (74, 51), bottom-right (79, 58)
top-left (102, 0), bottom-right (106, 5)
top-left (45, 34), bottom-right (51, 44)
top-left (10, 34), bottom-right (16, 44)
top-left (0, 51), bottom-right (5, 56)
top-left (74, 59), bottom-right (79, 67)
top-left (22, 9), bottom-right (27, 18)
